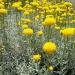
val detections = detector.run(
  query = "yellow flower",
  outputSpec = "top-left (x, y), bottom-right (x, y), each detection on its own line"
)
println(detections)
top-left (71, 20), bottom-right (75, 24)
top-left (0, 3), bottom-right (4, 8)
top-left (25, 1), bottom-right (29, 4)
top-left (24, 19), bottom-right (31, 24)
top-left (37, 31), bottom-right (43, 36)
top-left (12, 2), bottom-right (22, 9)
top-left (12, 4), bottom-right (20, 9)
top-left (22, 24), bottom-right (28, 29)
top-left (18, 7), bottom-right (23, 11)
top-left (61, 13), bottom-right (66, 17)
top-left (56, 7), bottom-right (61, 12)
top-left (60, 28), bottom-right (75, 36)
top-left (44, 17), bottom-right (56, 26)
top-left (21, 18), bottom-right (26, 21)
top-left (42, 21), bottom-right (45, 26)
top-left (24, 11), bottom-right (30, 15)
top-left (35, 15), bottom-right (40, 21)
top-left (42, 42), bottom-right (57, 54)
top-left (63, 2), bottom-right (72, 7)
top-left (43, 6), bottom-right (49, 10)
top-left (30, 2), bottom-right (39, 7)
top-left (0, 0), bottom-right (3, 2)
top-left (22, 28), bottom-right (33, 36)
top-left (32, 54), bottom-right (41, 62)
top-left (46, 15), bottom-right (53, 18)
top-left (49, 9), bottom-right (54, 14)
top-left (55, 26), bottom-right (60, 30)
top-left (0, 2), bottom-right (4, 5)
top-left (48, 66), bottom-right (54, 71)
top-left (0, 8), bottom-right (7, 14)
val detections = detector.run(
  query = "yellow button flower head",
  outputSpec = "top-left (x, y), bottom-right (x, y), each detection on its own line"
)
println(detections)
top-left (22, 24), bottom-right (28, 29)
top-left (0, 8), bottom-right (7, 14)
top-left (48, 66), bottom-right (54, 71)
top-left (61, 13), bottom-right (66, 17)
top-left (24, 11), bottom-right (30, 15)
top-left (71, 20), bottom-right (75, 24)
top-left (46, 15), bottom-right (53, 18)
top-left (63, 2), bottom-right (72, 7)
top-left (25, 1), bottom-right (29, 4)
top-left (37, 30), bottom-right (43, 36)
top-left (55, 26), bottom-right (60, 30)
top-left (0, 3), bottom-right (4, 8)
top-left (42, 42), bottom-right (57, 54)
top-left (12, 2), bottom-right (22, 9)
top-left (35, 15), bottom-right (40, 21)
top-left (60, 28), bottom-right (75, 36)
top-left (32, 54), bottom-right (41, 62)
top-left (30, 2), bottom-right (39, 7)
top-left (43, 6), bottom-right (49, 10)
top-left (22, 28), bottom-right (33, 36)
top-left (24, 19), bottom-right (31, 24)
top-left (0, 0), bottom-right (3, 2)
top-left (44, 17), bottom-right (56, 26)
top-left (21, 18), bottom-right (25, 21)
top-left (18, 6), bottom-right (23, 11)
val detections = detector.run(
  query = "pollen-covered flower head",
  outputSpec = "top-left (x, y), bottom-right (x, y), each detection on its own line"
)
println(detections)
top-left (32, 54), bottom-right (41, 62)
top-left (22, 28), bottom-right (33, 36)
top-left (43, 17), bottom-right (56, 26)
top-left (0, 8), bottom-right (7, 14)
top-left (60, 28), bottom-right (75, 36)
top-left (48, 66), bottom-right (54, 71)
top-left (42, 42), bottom-right (57, 54)
top-left (63, 2), bottom-right (72, 7)
top-left (37, 30), bottom-right (43, 36)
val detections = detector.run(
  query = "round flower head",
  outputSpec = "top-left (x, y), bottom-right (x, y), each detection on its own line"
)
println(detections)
top-left (12, 2), bottom-right (22, 9)
top-left (42, 42), bottom-right (57, 54)
top-left (48, 66), bottom-right (54, 71)
top-left (60, 28), bottom-right (75, 37)
top-left (24, 11), bottom-right (30, 15)
top-left (30, 2), bottom-right (39, 7)
top-left (22, 24), bottom-right (28, 29)
top-left (35, 15), bottom-right (40, 21)
top-left (0, 0), bottom-right (4, 2)
top-left (32, 54), bottom-right (41, 62)
top-left (0, 8), bottom-right (7, 14)
top-left (44, 17), bottom-right (56, 26)
top-left (22, 28), bottom-right (33, 36)
top-left (37, 31), bottom-right (43, 36)
top-left (63, 2), bottom-right (72, 7)
top-left (18, 7), bottom-right (23, 11)
top-left (0, 3), bottom-right (4, 8)
top-left (24, 19), bottom-right (31, 24)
